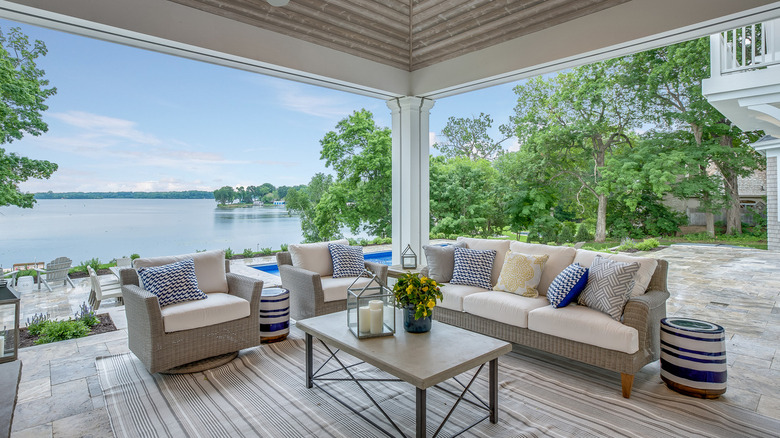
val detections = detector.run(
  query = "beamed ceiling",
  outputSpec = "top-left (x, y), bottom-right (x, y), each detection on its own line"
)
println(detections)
top-left (168, 0), bottom-right (629, 71)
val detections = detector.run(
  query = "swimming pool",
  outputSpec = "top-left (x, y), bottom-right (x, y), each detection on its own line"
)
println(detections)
top-left (253, 250), bottom-right (392, 277)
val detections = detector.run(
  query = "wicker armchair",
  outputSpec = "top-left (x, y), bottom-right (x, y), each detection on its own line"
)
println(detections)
top-left (120, 250), bottom-right (263, 373)
top-left (276, 244), bottom-right (388, 321)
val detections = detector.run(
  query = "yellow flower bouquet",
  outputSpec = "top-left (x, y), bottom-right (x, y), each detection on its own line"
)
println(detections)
top-left (393, 272), bottom-right (443, 320)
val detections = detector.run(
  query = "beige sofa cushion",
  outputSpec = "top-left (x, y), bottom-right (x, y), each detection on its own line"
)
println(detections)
top-left (134, 249), bottom-right (227, 294)
top-left (463, 292), bottom-right (548, 328)
top-left (509, 242), bottom-right (576, 296)
top-left (320, 276), bottom-right (375, 303)
top-left (289, 239), bottom-right (349, 277)
top-left (573, 250), bottom-right (658, 297)
top-left (160, 292), bottom-right (249, 333)
top-left (457, 237), bottom-right (510, 286)
top-left (528, 304), bottom-right (639, 354)
top-left (438, 283), bottom-right (490, 311)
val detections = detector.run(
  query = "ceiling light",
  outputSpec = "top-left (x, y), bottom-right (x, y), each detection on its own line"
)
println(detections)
top-left (267, 0), bottom-right (289, 6)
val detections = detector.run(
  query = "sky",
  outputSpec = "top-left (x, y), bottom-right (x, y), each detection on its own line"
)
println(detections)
top-left (1, 18), bottom-right (523, 193)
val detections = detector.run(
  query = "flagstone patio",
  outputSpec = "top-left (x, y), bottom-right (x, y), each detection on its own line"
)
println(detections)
top-left (7, 244), bottom-right (780, 437)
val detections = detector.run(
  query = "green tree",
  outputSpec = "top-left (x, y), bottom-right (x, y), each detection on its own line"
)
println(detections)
top-left (0, 26), bottom-right (58, 208)
top-left (507, 61), bottom-right (637, 242)
top-left (285, 173), bottom-right (333, 242)
top-left (213, 186), bottom-right (235, 205)
top-left (318, 109), bottom-right (392, 238)
top-left (429, 156), bottom-right (504, 237)
top-left (433, 113), bottom-right (507, 161)
top-left (625, 37), bottom-right (765, 235)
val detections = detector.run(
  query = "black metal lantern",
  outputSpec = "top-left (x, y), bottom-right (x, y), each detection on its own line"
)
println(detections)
top-left (0, 283), bottom-right (20, 364)
top-left (401, 244), bottom-right (417, 269)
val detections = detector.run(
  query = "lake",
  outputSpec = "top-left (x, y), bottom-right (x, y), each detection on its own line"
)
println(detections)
top-left (0, 199), bottom-right (307, 268)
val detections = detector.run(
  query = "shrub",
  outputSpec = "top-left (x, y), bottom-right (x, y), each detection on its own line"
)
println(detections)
top-left (280, 244), bottom-right (289, 252)
top-left (358, 238), bottom-right (370, 246)
top-left (260, 247), bottom-right (273, 256)
top-left (224, 247), bottom-right (234, 259)
top-left (557, 221), bottom-right (576, 244)
top-left (447, 233), bottom-right (459, 240)
top-left (574, 223), bottom-right (593, 242)
top-left (527, 216), bottom-right (560, 244)
top-left (371, 237), bottom-right (383, 245)
top-left (347, 238), bottom-right (358, 245)
top-left (75, 302), bottom-right (99, 327)
top-left (130, 253), bottom-right (140, 260)
top-left (616, 237), bottom-right (636, 251)
top-left (242, 248), bottom-right (255, 258)
top-left (26, 313), bottom-right (50, 336)
top-left (35, 319), bottom-right (90, 345)
top-left (635, 238), bottom-right (660, 251)
top-left (381, 237), bottom-right (392, 244)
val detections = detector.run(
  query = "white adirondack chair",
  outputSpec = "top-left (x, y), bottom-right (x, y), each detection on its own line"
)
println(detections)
top-left (35, 257), bottom-right (76, 292)
top-left (87, 266), bottom-right (123, 310)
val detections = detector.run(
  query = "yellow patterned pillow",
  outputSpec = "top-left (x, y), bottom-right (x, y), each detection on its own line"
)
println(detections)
top-left (494, 251), bottom-right (549, 297)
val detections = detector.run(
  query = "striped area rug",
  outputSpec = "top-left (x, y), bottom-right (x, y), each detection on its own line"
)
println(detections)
top-left (97, 335), bottom-right (780, 438)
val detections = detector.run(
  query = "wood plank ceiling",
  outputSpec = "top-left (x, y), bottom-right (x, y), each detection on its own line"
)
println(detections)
top-left (167, 0), bottom-right (629, 71)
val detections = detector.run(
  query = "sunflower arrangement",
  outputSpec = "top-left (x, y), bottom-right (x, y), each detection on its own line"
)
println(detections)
top-left (393, 272), bottom-right (443, 319)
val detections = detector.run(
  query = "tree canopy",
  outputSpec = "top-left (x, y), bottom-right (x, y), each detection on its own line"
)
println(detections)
top-left (0, 26), bottom-right (58, 208)
top-left (433, 113), bottom-right (506, 161)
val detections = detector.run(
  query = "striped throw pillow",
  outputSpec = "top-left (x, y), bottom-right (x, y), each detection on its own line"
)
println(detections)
top-left (450, 247), bottom-right (496, 290)
top-left (547, 263), bottom-right (589, 308)
top-left (578, 256), bottom-right (639, 320)
top-left (137, 259), bottom-right (207, 307)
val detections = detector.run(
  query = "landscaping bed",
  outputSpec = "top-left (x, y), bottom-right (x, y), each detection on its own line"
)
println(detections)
top-left (19, 313), bottom-right (116, 348)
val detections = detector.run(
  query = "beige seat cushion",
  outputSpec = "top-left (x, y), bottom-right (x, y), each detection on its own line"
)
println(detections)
top-left (509, 242), bottom-right (576, 296)
top-left (320, 276), bottom-right (375, 303)
top-left (134, 250), bottom-right (227, 294)
top-left (527, 304), bottom-right (639, 354)
top-left (288, 239), bottom-right (349, 277)
top-left (573, 250), bottom-right (658, 297)
top-left (160, 293), bottom-right (249, 333)
top-left (457, 237), bottom-right (510, 287)
top-left (463, 292), bottom-right (549, 329)
top-left (438, 283), bottom-right (490, 311)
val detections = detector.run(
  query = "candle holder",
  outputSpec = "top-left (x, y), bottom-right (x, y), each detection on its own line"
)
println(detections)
top-left (0, 284), bottom-right (20, 364)
top-left (401, 244), bottom-right (417, 269)
top-left (346, 269), bottom-right (395, 339)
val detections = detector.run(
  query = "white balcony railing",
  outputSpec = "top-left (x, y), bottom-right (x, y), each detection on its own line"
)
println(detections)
top-left (716, 22), bottom-right (780, 74)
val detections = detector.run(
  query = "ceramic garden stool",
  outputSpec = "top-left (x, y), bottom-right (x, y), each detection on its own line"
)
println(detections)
top-left (259, 287), bottom-right (290, 343)
top-left (660, 317), bottom-right (727, 398)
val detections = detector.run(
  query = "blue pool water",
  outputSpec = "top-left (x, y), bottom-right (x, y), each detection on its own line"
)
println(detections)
top-left (253, 250), bottom-right (392, 277)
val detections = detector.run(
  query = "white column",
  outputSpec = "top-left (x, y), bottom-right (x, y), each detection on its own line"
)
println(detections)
top-left (387, 96), bottom-right (435, 266)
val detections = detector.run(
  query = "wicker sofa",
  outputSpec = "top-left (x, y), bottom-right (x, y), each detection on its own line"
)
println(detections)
top-left (426, 238), bottom-right (669, 398)
top-left (120, 250), bottom-right (264, 373)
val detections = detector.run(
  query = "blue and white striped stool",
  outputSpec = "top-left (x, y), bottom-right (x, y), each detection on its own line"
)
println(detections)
top-left (660, 317), bottom-right (727, 398)
top-left (260, 287), bottom-right (290, 343)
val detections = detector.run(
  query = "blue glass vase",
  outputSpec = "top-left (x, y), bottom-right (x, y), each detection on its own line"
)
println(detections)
top-left (403, 305), bottom-right (432, 333)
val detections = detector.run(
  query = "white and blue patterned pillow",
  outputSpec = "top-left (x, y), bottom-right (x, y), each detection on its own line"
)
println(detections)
top-left (547, 263), bottom-right (589, 308)
top-left (578, 256), bottom-right (639, 320)
top-left (137, 259), bottom-right (207, 307)
top-left (328, 244), bottom-right (366, 278)
top-left (450, 247), bottom-right (496, 290)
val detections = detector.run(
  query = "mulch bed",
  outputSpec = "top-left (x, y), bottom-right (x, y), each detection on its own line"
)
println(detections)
top-left (18, 313), bottom-right (117, 348)
top-left (68, 268), bottom-right (112, 279)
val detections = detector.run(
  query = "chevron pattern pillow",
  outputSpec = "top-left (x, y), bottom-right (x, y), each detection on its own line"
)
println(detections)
top-left (328, 244), bottom-right (366, 278)
top-left (547, 263), bottom-right (589, 308)
top-left (137, 259), bottom-right (207, 307)
top-left (578, 256), bottom-right (639, 320)
top-left (451, 247), bottom-right (497, 290)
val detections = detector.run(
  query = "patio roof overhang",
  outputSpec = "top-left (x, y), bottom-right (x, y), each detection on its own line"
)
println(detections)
top-left (2, 0), bottom-right (780, 100)
top-left (2, 0), bottom-right (780, 262)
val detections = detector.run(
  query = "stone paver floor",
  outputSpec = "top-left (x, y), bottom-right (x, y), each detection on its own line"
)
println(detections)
top-left (7, 245), bottom-right (780, 436)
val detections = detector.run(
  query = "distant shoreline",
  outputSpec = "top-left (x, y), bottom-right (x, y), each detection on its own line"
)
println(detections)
top-left (34, 191), bottom-right (214, 200)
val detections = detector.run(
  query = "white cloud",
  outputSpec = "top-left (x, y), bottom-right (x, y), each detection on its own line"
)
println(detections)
top-left (51, 111), bottom-right (161, 145)
top-left (429, 131), bottom-right (437, 146)
top-left (507, 137), bottom-right (521, 152)
top-left (269, 81), bottom-right (357, 119)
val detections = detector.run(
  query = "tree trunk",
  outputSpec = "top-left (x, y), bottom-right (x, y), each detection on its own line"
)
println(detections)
top-left (706, 212), bottom-right (715, 237)
top-left (723, 172), bottom-right (742, 234)
top-left (595, 193), bottom-right (607, 242)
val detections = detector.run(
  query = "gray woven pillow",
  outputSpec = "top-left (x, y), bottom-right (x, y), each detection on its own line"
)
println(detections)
top-left (578, 255), bottom-right (639, 320)
top-left (423, 242), bottom-right (466, 283)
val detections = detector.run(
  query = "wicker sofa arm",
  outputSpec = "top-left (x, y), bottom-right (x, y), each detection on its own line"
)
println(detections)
top-left (226, 272), bottom-right (263, 313)
top-left (279, 264), bottom-right (324, 319)
top-left (122, 284), bottom-right (166, 337)
top-left (119, 268), bottom-right (140, 287)
top-left (623, 289), bottom-right (670, 361)
top-left (365, 261), bottom-right (388, 284)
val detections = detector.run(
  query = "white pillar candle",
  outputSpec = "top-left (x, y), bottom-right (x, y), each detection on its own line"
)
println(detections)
top-left (369, 300), bottom-right (383, 310)
top-left (358, 306), bottom-right (371, 333)
top-left (370, 308), bottom-right (383, 334)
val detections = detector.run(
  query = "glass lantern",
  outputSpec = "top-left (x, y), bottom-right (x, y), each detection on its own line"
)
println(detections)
top-left (401, 244), bottom-right (417, 269)
top-left (0, 283), bottom-right (20, 364)
top-left (346, 269), bottom-right (395, 339)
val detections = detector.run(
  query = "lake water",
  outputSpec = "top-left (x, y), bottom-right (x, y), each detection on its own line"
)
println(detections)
top-left (0, 199), bottom-right (306, 268)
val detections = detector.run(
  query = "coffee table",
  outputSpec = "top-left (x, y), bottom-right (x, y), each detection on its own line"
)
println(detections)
top-left (296, 310), bottom-right (511, 437)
